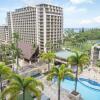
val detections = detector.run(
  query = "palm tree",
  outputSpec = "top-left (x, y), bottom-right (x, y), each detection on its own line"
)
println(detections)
top-left (0, 62), bottom-right (11, 92)
top-left (96, 60), bottom-right (100, 67)
top-left (10, 43), bottom-right (19, 72)
top-left (40, 51), bottom-right (55, 71)
top-left (57, 39), bottom-right (63, 49)
top-left (47, 64), bottom-right (73, 100)
top-left (67, 52), bottom-right (89, 92)
top-left (2, 74), bottom-right (44, 100)
top-left (10, 33), bottom-right (22, 72)
top-left (13, 32), bottom-right (20, 71)
top-left (0, 44), bottom-right (9, 64)
top-left (45, 41), bottom-right (54, 52)
top-left (10, 43), bottom-right (16, 70)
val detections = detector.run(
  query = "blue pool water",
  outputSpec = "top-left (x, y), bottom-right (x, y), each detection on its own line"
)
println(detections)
top-left (61, 79), bottom-right (100, 100)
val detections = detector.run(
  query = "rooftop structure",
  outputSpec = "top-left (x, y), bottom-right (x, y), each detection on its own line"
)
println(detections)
top-left (18, 41), bottom-right (39, 61)
top-left (56, 50), bottom-right (74, 59)
top-left (55, 50), bottom-right (74, 64)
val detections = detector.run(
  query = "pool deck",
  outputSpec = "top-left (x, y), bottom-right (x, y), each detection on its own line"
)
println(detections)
top-left (80, 67), bottom-right (100, 84)
top-left (40, 76), bottom-right (71, 100)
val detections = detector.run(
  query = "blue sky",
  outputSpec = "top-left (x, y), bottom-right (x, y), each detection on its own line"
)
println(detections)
top-left (0, 0), bottom-right (100, 28)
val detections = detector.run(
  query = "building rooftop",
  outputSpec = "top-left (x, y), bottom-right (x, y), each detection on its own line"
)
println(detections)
top-left (36, 3), bottom-right (62, 9)
top-left (18, 41), bottom-right (33, 60)
top-left (55, 50), bottom-right (74, 60)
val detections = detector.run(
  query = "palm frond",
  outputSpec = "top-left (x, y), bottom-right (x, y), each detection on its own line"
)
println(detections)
top-left (67, 55), bottom-right (77, 65)
top-left (23, 77), bottom-right (34, 88)
top-left (9, 80), bottom-right (22, 89)
top-left (11, 74), bottom-right (23, 87)
top-left (27, 85), bottom-right (41, 100)
top-left (47, 64), bottom-right (74, 82)
top-left (2, 86), bottom-right (20, 99)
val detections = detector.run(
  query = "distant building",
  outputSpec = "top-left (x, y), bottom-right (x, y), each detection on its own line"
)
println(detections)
top-left (0, 26), bottom-right (9, 44)
top-left (64, 28), bottom-right (96, 34)
top-left (7, 4), bottom-right (63, 52)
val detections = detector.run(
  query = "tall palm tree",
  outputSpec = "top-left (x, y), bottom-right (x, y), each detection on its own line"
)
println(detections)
top-left (40, 51), bottom-right (55, 71)
top-left (0, 44), bottom-right (9, 64)
top-left (67, 52), bottom-right (89, 92)
top-left (0, 62), bottom-right (11, 92)
top-left (10, 42), bottom-right (22, 72)
top-left (45, 41), bottom-right (54, 52)
top-left (13, 32), bottom-right (20, 70)
top-left (47, 64), bottom-right (73, 100)
top-left (10, 43), bottom-right (16, 70)
top-left (2, 74), bottom-right (44, 100)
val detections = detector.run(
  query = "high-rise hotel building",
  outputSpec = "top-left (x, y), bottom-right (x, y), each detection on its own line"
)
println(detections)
top-left (7, 4), bottom-right (63, 52)
top-left (7, 6), bottom-right (37, 44)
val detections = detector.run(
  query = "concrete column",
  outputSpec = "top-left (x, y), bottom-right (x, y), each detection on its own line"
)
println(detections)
top-left (99, 50), bottom-right (100, 60)
top-left (29, 61), bottom-right (32, 65)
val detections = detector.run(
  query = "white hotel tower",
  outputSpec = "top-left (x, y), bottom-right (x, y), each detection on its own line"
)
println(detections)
top-left (7, 4), bottom-right (63, 52)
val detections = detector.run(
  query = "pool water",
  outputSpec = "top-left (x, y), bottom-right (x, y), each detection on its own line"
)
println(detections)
top-left (61, 79), bottom-right (100, 100)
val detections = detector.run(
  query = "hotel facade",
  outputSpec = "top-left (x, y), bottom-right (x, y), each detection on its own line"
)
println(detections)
top-left (7, 4), bottom-right (63, 52)
top-left (0, 26), bottom-right (9, 44)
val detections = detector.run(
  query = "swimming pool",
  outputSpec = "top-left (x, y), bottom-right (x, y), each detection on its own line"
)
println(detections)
top-left (61, 78), bottom-right (100, 100)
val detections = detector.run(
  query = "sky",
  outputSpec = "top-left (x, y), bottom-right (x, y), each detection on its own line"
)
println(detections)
top-left (0, 0), bottom-right (100, 28)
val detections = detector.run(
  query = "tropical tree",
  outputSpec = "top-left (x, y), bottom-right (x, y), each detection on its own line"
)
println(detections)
top-left (9, 43), bottom-right (16, 69)
top-left (67, 52), bottom-right (89, 92)
top-left (47, 64), bottom-right (73, 100)
top-left (0, 62), bottom-right (12, 92)
top-left (32, 42), bottom-right (36, 50)
top-left (40, 51), bottom-right (55, 71)
top-left (10, 33), bottom-right (22, 72)
top-left (45, 41), bottom-right (54, 52)
top-left (57, 39), bottom-right (63, 49)
top-left (9, 42), bottom-right (21, 72)
top-left (96, 60), bottom-right (100, 67)
top-left (13, 32), bottom-right (20, 70)
top-left (2, 74), bottom-right (44, 100)
top-left (0, 44), bottom-right (10, 64)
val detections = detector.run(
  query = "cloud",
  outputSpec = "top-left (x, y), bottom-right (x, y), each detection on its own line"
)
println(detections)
top-left (94, 16), bottom-right (100, 23)
top-left (20, 0), bottom-right (53, 5)
top-left (69, 0), bottom-right (95, 4)
top-left (80, 16), bottom-right (100, 25)
top-left (80, 19), bottom-right (92, 24)
top-left (65, 6), bottom-right (87, 14)
top-left (0, 8), bottom-right (9, 12)
top-left (0, 8), bottom-right (8, 25)
top-left (0, 7), bottom-right (16, 25)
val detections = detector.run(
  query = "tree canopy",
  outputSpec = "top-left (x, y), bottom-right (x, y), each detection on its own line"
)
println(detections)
top-left (63, 29), bottom-right (100, 53)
